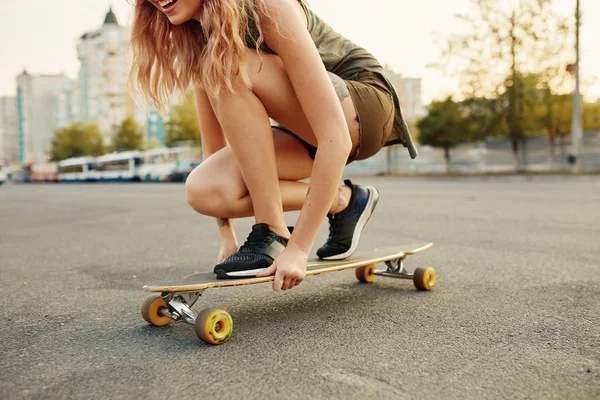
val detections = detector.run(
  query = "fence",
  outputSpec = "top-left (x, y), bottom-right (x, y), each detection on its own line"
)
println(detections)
top-left (345, 130), bottom-right (600, 175)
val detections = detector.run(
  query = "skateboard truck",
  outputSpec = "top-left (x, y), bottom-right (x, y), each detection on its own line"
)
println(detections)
top-left (374, 256), bottom-right (412, 279)
top-left (157, 292), bottom-right (204, 324)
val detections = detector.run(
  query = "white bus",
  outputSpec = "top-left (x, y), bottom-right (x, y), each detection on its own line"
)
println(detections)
top-left (139, 147), bottom-right (184, 182)
top-left (95, 151), bottom-right (143, 182)
top-left (57, 157), bottom-right (97, 182)
top-left (168, 145), bottom-right (203, 182)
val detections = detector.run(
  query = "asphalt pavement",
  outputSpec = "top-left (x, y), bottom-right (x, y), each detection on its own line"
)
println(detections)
top-left (0, 175), bottom-right (598, 399)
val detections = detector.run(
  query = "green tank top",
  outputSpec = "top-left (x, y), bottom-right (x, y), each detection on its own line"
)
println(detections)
top-left (246, 0), bottom-right (417, 159)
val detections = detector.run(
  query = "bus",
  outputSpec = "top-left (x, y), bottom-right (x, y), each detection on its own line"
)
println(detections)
top-left (57, 157), bottom-right (97, 182)
top-left (139, 147), bottom-right (185, 182)
top-left (95, 151), bottom-right (142, 182)
top-left (168, 146), bottom-right (202, 182)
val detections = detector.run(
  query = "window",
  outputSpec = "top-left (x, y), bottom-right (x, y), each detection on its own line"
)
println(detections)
top-left (59, 165), bottom-right (84, 173)
top-left (97, 159), bottom-right (129, 171)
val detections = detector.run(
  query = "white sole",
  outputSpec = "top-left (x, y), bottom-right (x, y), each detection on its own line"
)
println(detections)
top-left (321, 186), bottom-right (379, 261)
top-left (216, 267), bottom-right (267, 278)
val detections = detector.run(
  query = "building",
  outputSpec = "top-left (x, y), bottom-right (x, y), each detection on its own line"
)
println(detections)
top-left (383, 66), bottom-right (427, 123)
top-left (402, 77), bottom-right (427, 122)
top-left (77, 8), bottom-right (140, 143)
top-left (0, 96), bottom-right (18, 163)
top-left (53, 79), bottom-right (80, 130)
top-left (16, 70), bottom-right (72, 163)
top-left (147, 110), bottom-right (167, 146)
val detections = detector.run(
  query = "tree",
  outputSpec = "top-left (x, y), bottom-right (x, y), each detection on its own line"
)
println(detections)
top-left (50, 123), bottom-right (105, 161)
top-left (460, 97), bottom-right (507, 139)
top-left (112, 116), bottom-right (144, 152)
top-left (583, 101), bottom-right (600, 131)
top-left (543, 93), bottom-right (572, 165)
top-left (145, 137), bottom-right (161, 150)
top-left (434, 0), bottom-right (571, 171)
top-left (164, 90), bottom-right (201, 147)
top-left (418, 97), bottom-right (476, 172)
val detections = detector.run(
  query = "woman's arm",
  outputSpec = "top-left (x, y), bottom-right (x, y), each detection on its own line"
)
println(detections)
top-left (261, 0), bottom-right (353, 253)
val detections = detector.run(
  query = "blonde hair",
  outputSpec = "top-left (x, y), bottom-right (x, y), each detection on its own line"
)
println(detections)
top-left (128, 0), bottom-right (273, 112)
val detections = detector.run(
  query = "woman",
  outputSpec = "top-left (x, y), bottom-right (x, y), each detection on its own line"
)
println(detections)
top-left (129, 0), bottom-right (417, 291)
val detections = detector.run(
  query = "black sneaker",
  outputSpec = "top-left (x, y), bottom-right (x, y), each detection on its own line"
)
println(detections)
top-left (214, 223), bottom-right (289, 279)
top-left (316, 180), bottom-right (379, 260)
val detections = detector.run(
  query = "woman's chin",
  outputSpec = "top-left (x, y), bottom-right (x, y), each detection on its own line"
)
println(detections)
top-left (166, 15), bottom-right (187, 25)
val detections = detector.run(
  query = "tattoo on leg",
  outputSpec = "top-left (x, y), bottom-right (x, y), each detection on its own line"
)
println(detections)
top-left (217, 218), bottom-right (230, 228)
top-left (329, 73), bottom-right (350, 102)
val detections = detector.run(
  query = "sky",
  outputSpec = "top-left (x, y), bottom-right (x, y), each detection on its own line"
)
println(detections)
top-left (0, 0), bottom-right (598, 103)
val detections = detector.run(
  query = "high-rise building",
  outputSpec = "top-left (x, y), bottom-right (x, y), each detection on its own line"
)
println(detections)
top-left (147, 110), bottom-right (167, 145)
top-left (0, 96), bottom-right (18, 163)
top-left (53, 79), bottom-right (80, 130)
top-left (16, 70), bottom-right (72, 163)
top-left (402, 77), bottom-right (427, 122)
top-left (383, 66), bottom-right (426, 123)
top-left (77, 8), bottom-right (139, 143)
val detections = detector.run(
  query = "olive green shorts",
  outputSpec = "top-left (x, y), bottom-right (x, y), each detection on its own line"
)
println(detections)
top-left (273, 71), bottom-right (395, 163)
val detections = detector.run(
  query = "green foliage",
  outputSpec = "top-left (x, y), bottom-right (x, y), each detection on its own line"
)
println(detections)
top-left (433, 0), bottom-right (571, 170)
top-left (145, 137), bottom-right (161, 150)
top-left (418, 97), bottom-right (476, 149)
top-left (583, 101), bottom-right (600, 131)
top-left (50, 123), bottom-right (105, 161)
top-left (164, 90), bottom-right (201, 147)
top-left (460, 97), bottom-right (507, 139)
top-left (546, 93), bottom-right (572, 138)
top-left (112, 116), bottom-right (144, 152)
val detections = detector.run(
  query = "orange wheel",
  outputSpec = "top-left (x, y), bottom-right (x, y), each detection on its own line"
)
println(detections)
top-left (355, 264), bottom-right (376, 283)
top-left (413, 267), bottom-right (436, 291)
top-left (195, 308), bottom-right (233, 345)
top-left (141, 295), bottom-right (172, 327)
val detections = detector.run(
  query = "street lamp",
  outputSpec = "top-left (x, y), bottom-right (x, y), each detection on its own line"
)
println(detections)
top-left (569, 0), bottom-right (583, 171)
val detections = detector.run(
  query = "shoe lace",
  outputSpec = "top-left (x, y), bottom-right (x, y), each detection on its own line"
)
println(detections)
top-left (238, 230), bottom-right (273, 254)
top-left (327, 214), bottom-right (343, 240)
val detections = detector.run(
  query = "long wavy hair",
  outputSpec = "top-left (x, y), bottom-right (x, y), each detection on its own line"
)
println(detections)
top-left (128, 0), bottom-right (273, 111)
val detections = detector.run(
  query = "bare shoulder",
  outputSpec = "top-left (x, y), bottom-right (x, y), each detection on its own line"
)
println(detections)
top-left (260, 0), bottom-right (307, 28)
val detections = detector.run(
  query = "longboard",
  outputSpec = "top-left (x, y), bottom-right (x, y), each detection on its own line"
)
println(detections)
top-left (141, 243), bottom-right (435, 345)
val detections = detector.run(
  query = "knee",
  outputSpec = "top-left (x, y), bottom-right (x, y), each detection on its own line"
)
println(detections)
top-left (184, 158), bottom-right (242, 218)
top-left (185, 172), bottom-right (223, 217)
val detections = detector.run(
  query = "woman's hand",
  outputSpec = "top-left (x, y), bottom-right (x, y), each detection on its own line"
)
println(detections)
top-left (257, 243), bottom-right (308, 291)
top-left (217, 237), bottom-right (239, 264)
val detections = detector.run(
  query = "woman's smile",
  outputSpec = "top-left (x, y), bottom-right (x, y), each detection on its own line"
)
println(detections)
top-left (158, 0), bottom-right (179, 15)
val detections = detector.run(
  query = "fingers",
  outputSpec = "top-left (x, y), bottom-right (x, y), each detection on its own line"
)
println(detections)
top-left (281, 276), bottom-right (293, 291)
top-left (256, 264), bottom-right (277, 278)
top-left (273, 269), bottom-right (284, 291)
top-left (290, 277), bottom-right (304, 289)
top-left (276, 276), bottom-right (304, 291)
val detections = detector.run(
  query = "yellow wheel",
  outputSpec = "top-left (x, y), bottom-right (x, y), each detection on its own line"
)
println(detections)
top-left (355, 264), bottom-right (376, 283)
top-left (413, 267), bottom-right (436, 291)
top-left (141, 295), bottom-right (172, 327)
top-left (195, 308), bottom-right (233, 345)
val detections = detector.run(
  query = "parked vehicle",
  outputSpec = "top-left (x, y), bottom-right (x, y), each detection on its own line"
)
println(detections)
top-left (139, 147), bottom-right (184, 182)
top-left (58, 157), bottom-right (97, 182)
top-left (95, 151), bottom-right (142, 182)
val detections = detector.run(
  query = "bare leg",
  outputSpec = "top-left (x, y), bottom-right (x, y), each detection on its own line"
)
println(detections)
top-left (186, 129), bottom-right (352, 221)
top-left (194, 51), bottom-right (359, 237)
